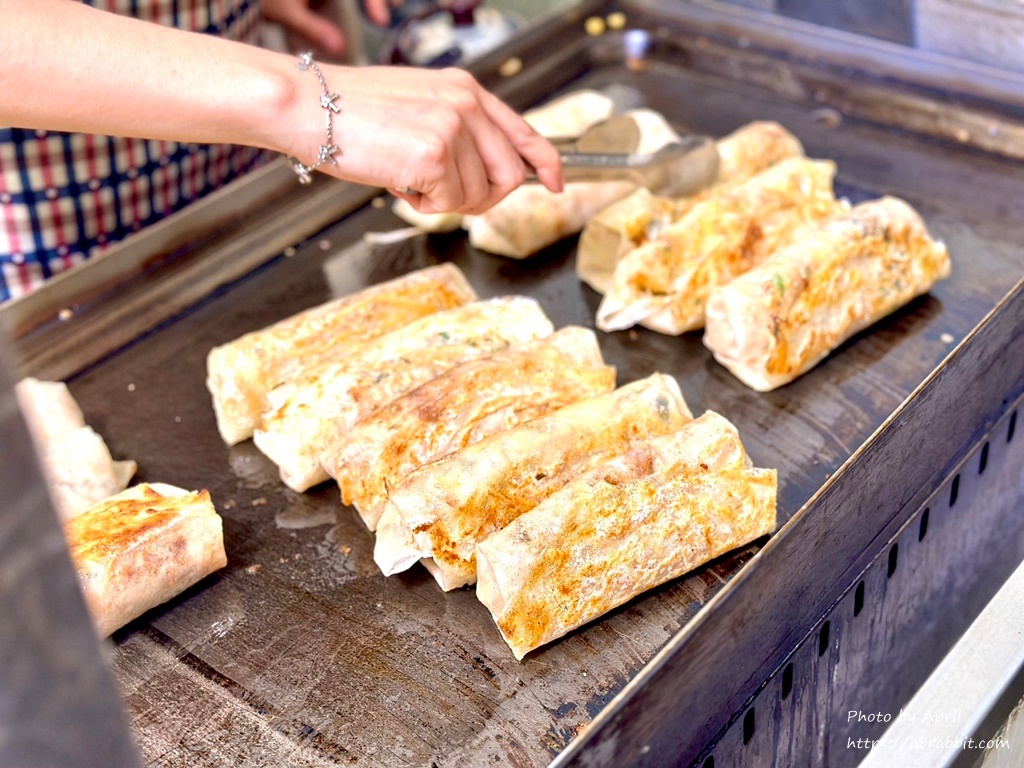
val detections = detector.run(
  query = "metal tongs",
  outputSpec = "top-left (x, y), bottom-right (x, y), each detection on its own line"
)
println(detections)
top-left (529, 115), bottom-right (721, 198)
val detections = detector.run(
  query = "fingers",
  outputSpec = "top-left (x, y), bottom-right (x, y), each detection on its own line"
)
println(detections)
top-left (388, 75), bottom-right (516, 215)
top-left (474, 87), bottom-right (564, 194)
top-left (411, 123), bottom-right (469, 214)
top-left (431, 73), bottom-right (528, 214)
top-left (263, 0), bottom-right (347, 57)
top-left (301, 13), bottom-right (347, 57)
top-left (363, 0), bottom-right (401, 27)
top-left (321, 66), bottom-right (559, 215)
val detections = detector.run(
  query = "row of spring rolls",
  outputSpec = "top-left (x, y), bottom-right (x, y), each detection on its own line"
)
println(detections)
top-left (205, 264), bottom-right (777, 658)
top-left (579, 121), bottom-right (952, 391)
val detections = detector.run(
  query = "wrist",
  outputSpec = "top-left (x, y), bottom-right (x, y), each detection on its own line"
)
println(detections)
top-left (249, 50), bottom-right (320, 166)
top-left (287, 53), bottom-right (342, 183)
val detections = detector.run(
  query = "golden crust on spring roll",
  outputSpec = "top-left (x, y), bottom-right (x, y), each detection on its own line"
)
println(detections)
top-left (322, 327), bottom-right (615, 531)
top-left (373, 373), bottom-right (693, 591)
top-left (206, 264), bottom-right (477, 446)
top-left (715, 121), bottom-right (806, 184)
top-left (65, 483), bottom-right (226, 637)
top-left (577, 121), bottom-right (806, 294)
top-left (466, 109), bottom-right (681, 259)
top-left (704, 196), bottom-right (952, 391)
top-left (596, 157), bottom-right (842, 335)
top-left (253, 297), bottom-right (554, 492)
top-left (475, 411), bottom-right (777, 660)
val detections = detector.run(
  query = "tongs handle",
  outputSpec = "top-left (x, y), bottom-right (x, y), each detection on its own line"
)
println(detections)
top-left (526, 135), bottom-right (720, 197)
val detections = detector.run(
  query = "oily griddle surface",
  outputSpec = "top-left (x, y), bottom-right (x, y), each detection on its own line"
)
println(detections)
top-left (66, 60), bottom-right (1024, 767)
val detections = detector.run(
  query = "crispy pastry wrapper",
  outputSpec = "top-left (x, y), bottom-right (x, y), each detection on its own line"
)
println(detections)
top-left (577, 121), bottom-right (805, 294)
top-left (466, 109), bottom-right (681, 259)
top-left (65, 483), bottom-right (226, 637)
top-left (15, 377), bottom-right (136, 522)
top-left (206, 263), bottom-right (477, 445)
top-left (322, 327), bottom-right (615, 531)
top-left (476, 411), bottom-right (777, 660)
top-left (597, 157), bottom-right (842, 335)
top-left (373, 373), bottom-right (693, 590)
top-left (704, 196), bottom-right (952, 391)
top-left (392, 90), bottom-right (616, 234)
top-left (253, 297), bottom-right (554, 492)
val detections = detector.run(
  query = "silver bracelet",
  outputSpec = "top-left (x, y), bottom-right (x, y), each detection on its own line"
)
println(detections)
top-left (289, 52), bottom-right (341, 184)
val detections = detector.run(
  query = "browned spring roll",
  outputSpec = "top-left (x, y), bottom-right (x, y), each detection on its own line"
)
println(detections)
top-left (577, 121), bottom-right (806, 294)
top-left (476, 411), bottom-right (777, 660)
top-left (596, 157), bottom-right (842, 335)
top-left (65, 483), bottom-right (226, 637)
top-left (254, 297), bottom-right (554, 492)
top-left (704, 196), bottom-right (952, 391)
top-left (206, 263), bottom-right (477, 445)
top-left (322, 327), bottom-right (615, 531)
top-left (373, 373), bottom-right (692, 591)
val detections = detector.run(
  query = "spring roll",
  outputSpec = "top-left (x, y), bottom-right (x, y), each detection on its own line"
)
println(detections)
top-left (373, 373), bottom-right (693, 590)
top-left (206, 263), bottom-right (477, 445)
top-left (322, 327), bottom-right (615, 531)
top-left (65, 483), bottom-right (226, 637)
top-left (577, 121), bottom-right (805, 294)
top-left (704, 196), bottom-right (952, 391)
top-left (254, 297), bottom-right (554, 492)
top-left (596, 157), bottom-right (842, 335)
top-left (520, 89), bottom-right (617, 137)
top-left (476, 411), bottom-right (777, 660)
top-left (15, 377), bottom-right (136, 522)
top-left (466, 109), bottom-right (681, 259)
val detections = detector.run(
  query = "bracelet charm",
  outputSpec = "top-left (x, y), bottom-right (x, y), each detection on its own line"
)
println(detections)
top-left (289, 52), bottom-right (340, 185)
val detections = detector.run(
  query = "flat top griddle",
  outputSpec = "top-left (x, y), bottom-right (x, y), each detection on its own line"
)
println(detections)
top-left (16, 2), bottom-right (1024, 766)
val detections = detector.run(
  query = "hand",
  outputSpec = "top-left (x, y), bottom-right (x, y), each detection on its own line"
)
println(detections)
top-left (262, 0), bottom-right (347, 57)
top-left (363, 0), bottom-right (405, 27)
top-left (306, 66), bottom-right (564, 215)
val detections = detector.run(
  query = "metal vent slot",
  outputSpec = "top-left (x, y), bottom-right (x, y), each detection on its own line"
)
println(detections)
top-left (782, 663), bottom-right (794, 700)
top-left (818, 621), bottom-right (831, 657)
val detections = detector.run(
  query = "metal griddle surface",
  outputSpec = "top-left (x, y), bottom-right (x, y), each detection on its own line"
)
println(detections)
top-left (51, 11), bottom-right (1024, 768)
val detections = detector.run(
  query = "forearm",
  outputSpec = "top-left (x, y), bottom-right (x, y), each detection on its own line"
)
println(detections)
top-left (0, 0), bottom-right (309, 157)
top-left (1, 0), bottom-right (562, 214)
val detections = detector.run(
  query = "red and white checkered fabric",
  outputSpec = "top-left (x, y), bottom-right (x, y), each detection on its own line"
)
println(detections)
top-left (0, 0), bottom-right (271, 302)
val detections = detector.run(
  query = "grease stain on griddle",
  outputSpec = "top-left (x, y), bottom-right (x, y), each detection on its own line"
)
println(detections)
top-left (553, 701), bottom-right (578, 719)
top-left (275, 505), bottom-right (336, 530)
top-left (542, 722), bottom-right (586, 756)
top-left (286, 525), bottom-right (375, 590)
top-left (584, 674), bottom-right (630, 720)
